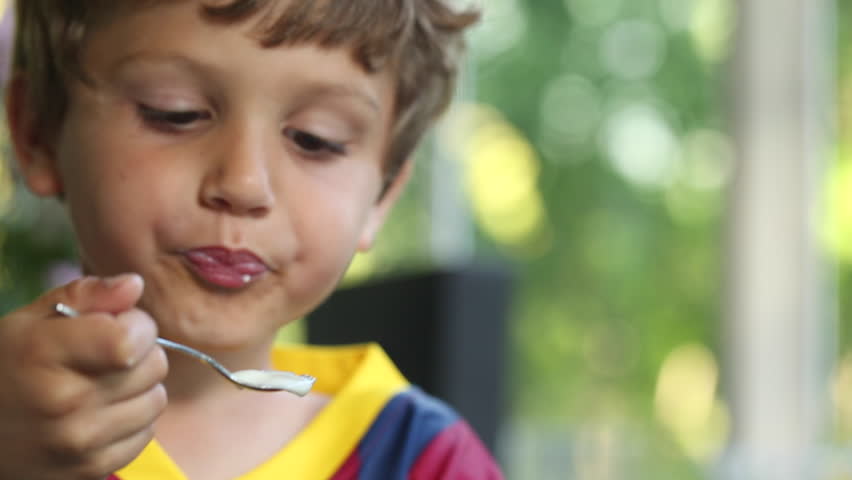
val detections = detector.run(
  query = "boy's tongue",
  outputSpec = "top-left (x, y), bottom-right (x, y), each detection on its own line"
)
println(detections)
top-left (184, 247), bottom-right (267, 288)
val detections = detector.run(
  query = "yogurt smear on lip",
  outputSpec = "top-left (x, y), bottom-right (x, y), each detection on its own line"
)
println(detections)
top-left (183, 246), bottom-right (268, 289)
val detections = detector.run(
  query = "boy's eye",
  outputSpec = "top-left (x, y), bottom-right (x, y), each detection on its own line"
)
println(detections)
top-left (137, 104), bottom-right (210, 130)
top-left (284, 128), bottom-right (346, 156)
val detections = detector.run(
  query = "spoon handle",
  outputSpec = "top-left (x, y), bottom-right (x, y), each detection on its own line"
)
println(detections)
top-left (155, 338), bottom-right (235, 382)
top-left (53, 302), bottom-right (314, 393)
top-left (55, 303), bottom-right (235, 383)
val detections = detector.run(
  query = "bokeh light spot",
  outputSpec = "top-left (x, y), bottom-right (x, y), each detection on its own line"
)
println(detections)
top-left (563, 0), bottom-right (624, 27)
top-left (823, 155), bottom-right (852, 264)
top-left (679, 128), bottom-right (734, 191)
top-left (469, 0), bottom-right (526, 60)
top-left (442, 104), bottom-right (553, 257)
top-left (832, 352), bottom-right (852, 440)
top-left (654, 343), bottom-right (728, 461)
top-left (689, 0), bottom-right (735, 64)
top-left (602, 102), bottom-right (680, 190)
top-left (538, 73), bottom-right (602, 161)
top-left (600, 19), bottom-right (667, 80)
top-left (659, 0), bottom-right (699, 32)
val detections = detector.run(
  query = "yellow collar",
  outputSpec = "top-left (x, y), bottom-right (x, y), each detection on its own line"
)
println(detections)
top-left (117, 343), bottom-right (408, 480)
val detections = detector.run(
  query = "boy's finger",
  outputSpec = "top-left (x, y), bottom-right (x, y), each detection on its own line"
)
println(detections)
top-left (73, 424), bottom-right (157, 479)
top-left (42, 273), bottom-right (145, 318)
top-left (80, 383), bottom-right (167, 453)
top-left (97, 344), bottom-right (168, 404)
top-left (102, 308), bottom-right (161, 373)
top-left (53, 308), bottom-right (159, 373)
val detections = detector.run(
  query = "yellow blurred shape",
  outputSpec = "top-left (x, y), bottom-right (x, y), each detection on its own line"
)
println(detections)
top-left (466, 124), bottom-right (539, 214)
top-left (689, 0), bottom-right (734, 64)
top-left (824, 156), bottom-right (852, 264)
top-left (831, 352), bottom-right (852, 439)
top-left (275, 317), bottom-right (306, 345)
top-left (445, 103), bottom-right (551, 257)
top-left (340, 251), bottom-right (375, 286)
top-left (0, 158), bottom-right (12, 219)
top-left (654, 342), bottom-right (728, 460)
top-left (0, 121), bottom-right (11, 291)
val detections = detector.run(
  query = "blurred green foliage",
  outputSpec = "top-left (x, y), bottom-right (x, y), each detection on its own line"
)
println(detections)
top-left (369, 0), bottom-right (732, 476)
top-left (832, 0), bottom-right (852, 449)
top-left (837, 0), bottom-right (852, 349)
top-left (466, 1), bottom-right (726, 477)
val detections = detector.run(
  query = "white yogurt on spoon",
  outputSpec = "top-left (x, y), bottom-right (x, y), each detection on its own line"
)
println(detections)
top-left (230, 369), bottom-right (316, 396)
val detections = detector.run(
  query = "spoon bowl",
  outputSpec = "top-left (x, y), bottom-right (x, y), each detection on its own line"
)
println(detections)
top-left (54, 303), bottom-right (316, 395)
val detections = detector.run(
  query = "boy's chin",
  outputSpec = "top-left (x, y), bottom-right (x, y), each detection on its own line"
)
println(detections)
top-left (164, 327), bottom-right (277, 354)
top-left (146, 302), bottom-right (286, 349)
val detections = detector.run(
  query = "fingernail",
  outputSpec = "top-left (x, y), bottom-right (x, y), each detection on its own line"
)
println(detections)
top-left (103, 273), bottom-right (144, 289)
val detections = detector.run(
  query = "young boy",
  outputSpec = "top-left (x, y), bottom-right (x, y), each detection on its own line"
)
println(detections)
top-left (0, 1), bottom-right (503, 479)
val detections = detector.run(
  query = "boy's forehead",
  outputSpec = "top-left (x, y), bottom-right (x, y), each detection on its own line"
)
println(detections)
top-left (84, 3), bottom-right (402, 106)
top-left (85, 2), bottom-right (397, 101)
top-left (103, 0), bottom-right (405, 71)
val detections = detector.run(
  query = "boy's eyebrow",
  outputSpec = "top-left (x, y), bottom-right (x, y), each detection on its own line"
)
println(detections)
top-left (109, 52), bottom-right (382, 113)
top-left (109, 52), bottom-right (209, 80)
top-left (296, 83), bottom-right (382, 114)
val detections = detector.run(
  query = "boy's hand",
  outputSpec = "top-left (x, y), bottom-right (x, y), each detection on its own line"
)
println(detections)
top-left (0, 274), bottom-right (168, 480)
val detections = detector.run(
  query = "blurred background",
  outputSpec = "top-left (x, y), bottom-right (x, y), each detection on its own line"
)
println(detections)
top-left (1, 0), bottom-right (851, 478)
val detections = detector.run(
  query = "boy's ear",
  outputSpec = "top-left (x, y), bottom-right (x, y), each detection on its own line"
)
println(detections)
top-left (6, 74), bottom-right (63, 197)
top-left (357, 159), bottom-right (415, 252)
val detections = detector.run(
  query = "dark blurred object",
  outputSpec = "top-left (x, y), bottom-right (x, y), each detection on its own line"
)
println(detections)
top-left (307, 265), bottom-right (511, 453)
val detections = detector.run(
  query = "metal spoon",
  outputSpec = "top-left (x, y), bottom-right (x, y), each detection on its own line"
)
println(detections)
top-left (54, 303), bottom-right (316, 396)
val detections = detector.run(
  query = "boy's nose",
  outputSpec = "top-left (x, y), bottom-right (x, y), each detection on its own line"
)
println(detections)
top-left (200, 127), bottom-right (276, 217)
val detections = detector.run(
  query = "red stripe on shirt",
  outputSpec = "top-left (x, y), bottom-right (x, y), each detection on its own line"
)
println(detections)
top-left (409, 420), bottom-right (504, 480)
top-left (330, 450), bottom-right (361, 480)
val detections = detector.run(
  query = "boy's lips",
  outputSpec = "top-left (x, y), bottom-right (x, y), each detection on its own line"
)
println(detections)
top-left (182, 246), bottom-right (270, 289)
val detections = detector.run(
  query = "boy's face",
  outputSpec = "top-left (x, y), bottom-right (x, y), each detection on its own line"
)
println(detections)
top-left (12, 1), bottom-right (404, 351)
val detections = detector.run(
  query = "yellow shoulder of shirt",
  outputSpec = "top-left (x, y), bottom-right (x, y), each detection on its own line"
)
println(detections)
top-left (116, 343), bottom-right (409, 480)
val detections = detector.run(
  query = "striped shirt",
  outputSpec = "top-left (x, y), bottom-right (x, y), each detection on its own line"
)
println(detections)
top-left (111, 344), bottom-right (503, 480)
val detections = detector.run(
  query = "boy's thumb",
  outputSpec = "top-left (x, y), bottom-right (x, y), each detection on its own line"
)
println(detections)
top-left (48, 273), bottom-right (145, 316)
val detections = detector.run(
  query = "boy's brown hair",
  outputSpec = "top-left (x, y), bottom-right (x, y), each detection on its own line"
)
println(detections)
top-left (11, 0), bottom-right (479, 185)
